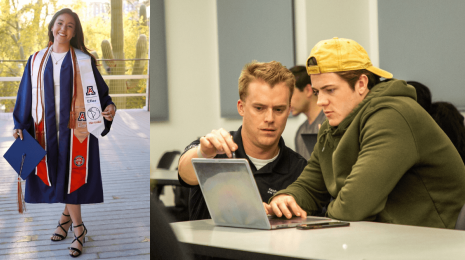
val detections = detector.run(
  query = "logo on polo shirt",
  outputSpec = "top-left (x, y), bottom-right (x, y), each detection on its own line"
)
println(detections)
top-left (267, 188), bottom-right (277, 195)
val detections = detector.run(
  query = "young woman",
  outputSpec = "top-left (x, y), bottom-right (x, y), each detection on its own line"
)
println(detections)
top-left (12, 8), bottom-right (116, 257)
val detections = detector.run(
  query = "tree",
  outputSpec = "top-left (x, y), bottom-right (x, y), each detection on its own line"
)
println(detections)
top-left (0, 0), bottom-right (63, 112)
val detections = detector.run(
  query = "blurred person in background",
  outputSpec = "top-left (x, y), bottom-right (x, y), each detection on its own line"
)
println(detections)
top-left (289, 65), bottom-right (325, 160)
top-left (430, 101), bottom-right (465, 163)
top-left (407, 81), bottom-right (464, 163)
top-left (406, 81), bottom-right (432, 113)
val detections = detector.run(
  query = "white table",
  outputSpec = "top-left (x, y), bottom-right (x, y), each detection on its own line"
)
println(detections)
top-left (171, 219), bottom-right (465, 260)
top-left (151, 168), bottom-right (179, 184)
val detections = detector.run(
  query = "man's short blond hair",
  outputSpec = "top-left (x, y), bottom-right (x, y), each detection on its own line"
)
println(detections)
top-left (238, 61), bottom-right (295, 102)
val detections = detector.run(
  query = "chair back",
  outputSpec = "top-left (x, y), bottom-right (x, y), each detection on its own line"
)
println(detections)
top-left (456, 203), bottom-right (465, 230)
top-left (157, 151), bottom-right (181, 169)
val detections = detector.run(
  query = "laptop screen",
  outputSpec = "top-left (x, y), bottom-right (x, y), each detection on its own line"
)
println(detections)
top-left (192, 159), bottom-right (270, 229)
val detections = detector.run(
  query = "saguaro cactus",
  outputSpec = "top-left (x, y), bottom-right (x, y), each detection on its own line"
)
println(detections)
top-left (127, 34), bottom-right (147, 89)
top-left (101, 39), bottom-right (115, 73)
top-left (90, 50), bottom-right (105, 75)
top-left (126, 3), bottom-right (148, 89)
top-left (139, 4), bottom-right (147, 27)
top-left (101, 0), bottom-right (126, 109)
top-left (101, 2), bottom-right (149, 109)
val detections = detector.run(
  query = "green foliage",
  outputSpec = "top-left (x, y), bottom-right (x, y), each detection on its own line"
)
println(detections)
top-left (0, 0), bottom-right (64, 112)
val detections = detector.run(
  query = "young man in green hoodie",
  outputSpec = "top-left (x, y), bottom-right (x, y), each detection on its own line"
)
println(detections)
top-left (267, 37), bottom-right (465, 229)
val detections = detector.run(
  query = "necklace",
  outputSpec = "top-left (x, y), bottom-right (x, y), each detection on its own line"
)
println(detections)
top-left (50, 51), bottom-right (66, 65)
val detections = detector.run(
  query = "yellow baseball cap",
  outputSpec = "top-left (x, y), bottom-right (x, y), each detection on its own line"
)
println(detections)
top-left (306, 37), bottom-right (393, 79)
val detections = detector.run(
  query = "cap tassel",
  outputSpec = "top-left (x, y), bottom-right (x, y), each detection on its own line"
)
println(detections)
top-left (17, 177), bottom-right (26, 214)
top-left (17, 154), bottom-right (27, 214)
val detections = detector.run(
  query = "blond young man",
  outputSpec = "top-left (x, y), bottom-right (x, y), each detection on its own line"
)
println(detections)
top-left (178, 61), bottom-right (308, 221)
top-left (267, 38), bottom-right (465, 229)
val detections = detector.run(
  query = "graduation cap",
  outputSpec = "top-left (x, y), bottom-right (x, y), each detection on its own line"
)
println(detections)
top-left (3, 130), bottom-right (46, 180)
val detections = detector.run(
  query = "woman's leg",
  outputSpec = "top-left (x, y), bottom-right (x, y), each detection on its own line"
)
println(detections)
top-left (51, 204), bottom-right (72, 241)
top-left (67, 204), bottom-right (86, 256)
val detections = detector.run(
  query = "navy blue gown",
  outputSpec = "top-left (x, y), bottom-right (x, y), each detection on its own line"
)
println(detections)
top-left (13, 51), bottom-right (114, 204)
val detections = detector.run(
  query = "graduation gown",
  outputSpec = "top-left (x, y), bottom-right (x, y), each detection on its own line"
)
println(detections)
top-left (13, 50), bottom-right (115, 204)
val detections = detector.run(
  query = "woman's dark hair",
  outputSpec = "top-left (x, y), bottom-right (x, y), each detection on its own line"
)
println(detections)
top-left (430, 101), bottom-right (465, 163)
top-left (48, 8), bottom-right (96, 65)
top-left (406, 81), bottom-right (432, 113)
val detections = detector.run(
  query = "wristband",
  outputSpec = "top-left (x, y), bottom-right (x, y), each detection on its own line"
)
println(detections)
top-left (197, 144), bottom-right (213, 158)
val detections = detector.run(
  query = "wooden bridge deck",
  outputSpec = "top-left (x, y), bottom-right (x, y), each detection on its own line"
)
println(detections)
top-left (0, 110), bottom-right (150, 259)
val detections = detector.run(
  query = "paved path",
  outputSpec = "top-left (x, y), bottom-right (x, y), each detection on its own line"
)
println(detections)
top-left (0, 110), bottom-right (150, 259)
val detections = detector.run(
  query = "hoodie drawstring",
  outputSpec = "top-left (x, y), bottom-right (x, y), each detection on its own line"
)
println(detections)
top-left (319, 128), bottom-right (333, 152)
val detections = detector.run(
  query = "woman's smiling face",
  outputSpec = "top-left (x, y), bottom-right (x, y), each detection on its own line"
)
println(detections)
top-left (51, 13), bottom-right (76, 47)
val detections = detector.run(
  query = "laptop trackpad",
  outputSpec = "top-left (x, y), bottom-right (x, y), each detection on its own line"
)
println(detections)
top-left (268, 216), bottom-right (330, 229)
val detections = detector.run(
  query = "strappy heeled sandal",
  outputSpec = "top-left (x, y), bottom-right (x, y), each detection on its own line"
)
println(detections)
top-left (51, 213), bottom-right (73, 242)
top-left (68, 223), bottom-right (87, 258)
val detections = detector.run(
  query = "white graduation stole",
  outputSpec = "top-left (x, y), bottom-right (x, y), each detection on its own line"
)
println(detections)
top-left (32, 48), bottom-right (104, 137)
top-left (30, 47), bottom-right (104, 192)
top-left (31, 47), bottom-right (51, 186)
top-left (31, 48), bottom-right (49, 127)
top-left (74, 50), bottom-right (104, 137)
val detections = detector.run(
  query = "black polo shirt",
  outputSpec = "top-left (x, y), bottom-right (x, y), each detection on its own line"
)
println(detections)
top-left (178, 126), bottom-right (308, 221)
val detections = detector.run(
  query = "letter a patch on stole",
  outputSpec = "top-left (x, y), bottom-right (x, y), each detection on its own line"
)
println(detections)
top-left (78, 112), bottom-right (86, 121)
top-left (86, 86), bottom-right (96, 96)
top-left (69, 129), bottom-right (89, 194)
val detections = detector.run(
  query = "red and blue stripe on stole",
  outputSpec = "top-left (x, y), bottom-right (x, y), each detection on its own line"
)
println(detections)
top-left (35, 119), bottom-right (50, 186)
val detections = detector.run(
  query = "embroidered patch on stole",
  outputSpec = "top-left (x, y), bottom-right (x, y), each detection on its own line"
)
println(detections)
top-left (69, 129), bottom-right (89, 194)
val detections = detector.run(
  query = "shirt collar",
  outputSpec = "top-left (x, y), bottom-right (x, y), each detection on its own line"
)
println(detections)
top-left (234, 126), bottom-right (289, 175)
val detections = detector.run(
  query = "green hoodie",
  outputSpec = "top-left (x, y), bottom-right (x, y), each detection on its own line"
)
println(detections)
top-left (272, 79), bottom-right (465, 228)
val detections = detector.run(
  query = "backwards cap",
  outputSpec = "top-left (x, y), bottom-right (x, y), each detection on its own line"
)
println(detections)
top-left (306, 37), bottom-right (392, 79)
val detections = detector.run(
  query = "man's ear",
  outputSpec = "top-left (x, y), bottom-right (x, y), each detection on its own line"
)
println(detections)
top-left (305, 84), bottom-right (313, 98)
top-left (356, 74), bottom-right (369, 95)
top-left (237, 99), bottom-right (245, 116)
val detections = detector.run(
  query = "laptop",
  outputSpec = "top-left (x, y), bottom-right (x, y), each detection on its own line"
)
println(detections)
top-left (301, 133), bottom-right (318, 154)
top-left (191, 158), bottom-right (331, 229)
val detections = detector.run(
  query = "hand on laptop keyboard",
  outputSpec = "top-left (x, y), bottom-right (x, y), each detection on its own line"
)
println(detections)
top-left (269, 194), bottom-right (307, 219)
top-left (263, 202), bottom-right (271, 215)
